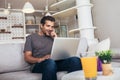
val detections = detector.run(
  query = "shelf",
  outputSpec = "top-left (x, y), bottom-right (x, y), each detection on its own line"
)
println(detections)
top-left (0, 31), bottom-right (11, 33)
top-left (0, 12), bottom-right (25, 42)
top-left (12, 26), bottom-right (23, 28)
top-left (69, 28), bottom-right (80, 33)
top-left (50, 0), bottom-right (75, 9)
top-left (52, 6), bottom-right (77, 18)
top-left (12, 37), bottom-right (24, 39)
top-left (26, 24), bottom-right (40, 26)
top-left (69, 27), bottom-right (96, 33)
top-left (26, 24), bottom-right (40, 34)
top-left (50, 0), bottom-right (76, 18)
top-left (0, 17), bottom-right (7, 19)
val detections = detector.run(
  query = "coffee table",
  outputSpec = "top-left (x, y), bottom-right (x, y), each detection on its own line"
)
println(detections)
top-left (62, 68), bottom-right (120, 80)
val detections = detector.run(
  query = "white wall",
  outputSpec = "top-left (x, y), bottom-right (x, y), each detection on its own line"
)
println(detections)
top-left (91, 0), bottom-right (120, 48)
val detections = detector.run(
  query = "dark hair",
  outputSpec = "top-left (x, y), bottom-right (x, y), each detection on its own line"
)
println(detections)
top-left (40, 16), bottom-right (55, 25)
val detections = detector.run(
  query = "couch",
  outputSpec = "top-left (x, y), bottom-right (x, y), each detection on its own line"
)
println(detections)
top-left (0, 43), bottom-right (67, 80)
top-left (0, 38), bottom-right (120, 80)
top-left (111, 48), bottom-right (120, 67)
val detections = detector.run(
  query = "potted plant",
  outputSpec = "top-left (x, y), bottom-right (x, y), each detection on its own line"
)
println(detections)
top-left (95, 50), bottom-right (113, 76)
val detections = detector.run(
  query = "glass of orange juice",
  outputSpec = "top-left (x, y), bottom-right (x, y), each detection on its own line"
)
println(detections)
top-left (81, 56), bottom-right (97, 80)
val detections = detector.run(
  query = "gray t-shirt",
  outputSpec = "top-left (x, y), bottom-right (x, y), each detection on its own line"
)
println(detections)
top-left (24, 33), bottom-right (53, 58)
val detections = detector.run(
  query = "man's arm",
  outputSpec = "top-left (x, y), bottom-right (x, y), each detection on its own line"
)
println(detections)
top-left (24, 51), bottom-right (51, 63)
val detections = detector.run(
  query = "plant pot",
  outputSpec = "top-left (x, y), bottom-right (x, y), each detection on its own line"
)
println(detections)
top-left (102, 63), bottom-right (113, 76)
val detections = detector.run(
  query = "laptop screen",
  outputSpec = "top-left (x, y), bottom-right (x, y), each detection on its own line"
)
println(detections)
top-left (51, 37), bottom-right (80, 60)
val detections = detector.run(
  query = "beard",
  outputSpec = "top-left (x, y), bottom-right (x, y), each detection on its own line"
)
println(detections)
top-left (44, 30), bottom-right (52, 37)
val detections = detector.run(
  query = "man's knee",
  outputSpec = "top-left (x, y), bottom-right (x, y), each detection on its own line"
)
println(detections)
top-left (68, 57), bottom-right (80, 62)
top-left (42, 59), bottom-right (57, 71)
top-left (68, 57), bottom-right (82, 68)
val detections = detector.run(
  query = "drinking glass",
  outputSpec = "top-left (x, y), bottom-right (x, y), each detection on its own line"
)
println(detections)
top-left (81, 56), bottom-right (97, 80)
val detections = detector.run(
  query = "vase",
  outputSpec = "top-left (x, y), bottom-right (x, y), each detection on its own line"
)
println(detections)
top-left (102, 63), bottom-right (113, 76)
top-left (97, 58), bottom-right (102, 71)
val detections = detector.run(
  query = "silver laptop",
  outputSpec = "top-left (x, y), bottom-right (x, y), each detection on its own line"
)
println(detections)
top-left (51, 37), bottom-right (80, 60)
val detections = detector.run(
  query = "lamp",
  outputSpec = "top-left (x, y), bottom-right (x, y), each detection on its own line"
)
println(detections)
top-left (22, 1), bottom-right (35, 13)
top-left (45, 12), bottom-right (52, 16)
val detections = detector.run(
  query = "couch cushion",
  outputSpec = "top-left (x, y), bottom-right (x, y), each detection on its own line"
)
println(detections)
top-left (0, 71), bottom-right (67, 80)
top-left (87, 38), bottom-right (110, 56)
top-left (0, 43), bottom-right (30, 73)
top-left (112, 53), bottom-right (120, 59)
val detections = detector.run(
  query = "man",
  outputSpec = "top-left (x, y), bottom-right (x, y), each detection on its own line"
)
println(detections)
top-left (24, 16), bottom-right (82, 80)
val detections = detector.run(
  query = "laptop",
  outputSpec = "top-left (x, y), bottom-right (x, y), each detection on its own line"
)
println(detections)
top-left (51, 37), bottom-right (80, 60)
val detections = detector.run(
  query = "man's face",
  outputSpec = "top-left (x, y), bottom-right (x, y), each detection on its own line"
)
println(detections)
top-left (41, 20), bottom-right (55, 36)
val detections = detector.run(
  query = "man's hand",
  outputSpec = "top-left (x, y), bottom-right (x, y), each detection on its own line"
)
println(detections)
top-left (44, 54), bottom-right (51, 59)
top-left (50, 31), bottom-right (57, 38)
top-left (50, 29), bottom-right (57, 38)
top-left (37, 55), bottom-right (51, 63)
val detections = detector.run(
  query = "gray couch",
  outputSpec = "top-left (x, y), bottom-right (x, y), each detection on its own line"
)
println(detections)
top-left (0, 43), bottom-right (67, 80)
top-left (111, 48), bottom-right (120, 67)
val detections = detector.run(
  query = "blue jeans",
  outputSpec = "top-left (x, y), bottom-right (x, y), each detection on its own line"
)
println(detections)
top-left (32, 57), bottom-right (82, 80)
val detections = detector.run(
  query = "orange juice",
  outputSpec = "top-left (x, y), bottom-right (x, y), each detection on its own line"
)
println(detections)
top-left (81, 57), bottom-right (97, 78)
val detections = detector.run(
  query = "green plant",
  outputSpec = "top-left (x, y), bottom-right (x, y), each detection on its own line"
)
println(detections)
top-left (95, 50), bottom-right (112, 64)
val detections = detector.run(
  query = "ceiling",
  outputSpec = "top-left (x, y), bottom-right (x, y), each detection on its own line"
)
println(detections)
top-left (0, 0), bottom-right (75, 17)
top-left (0, 0), bottom-right (58, 12)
